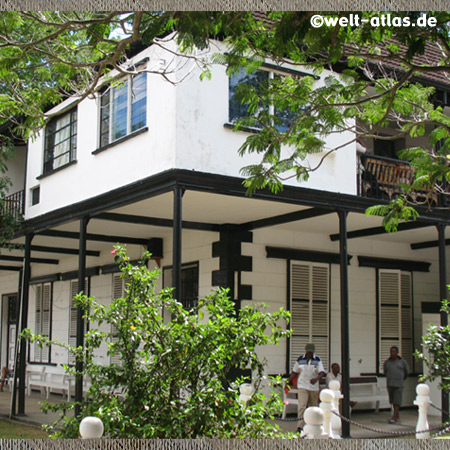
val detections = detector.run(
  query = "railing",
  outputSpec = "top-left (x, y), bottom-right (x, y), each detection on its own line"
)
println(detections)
top-left (357, 153), bottom-right (442, 205)
top-left (1, 190), bottom-right (24, 223)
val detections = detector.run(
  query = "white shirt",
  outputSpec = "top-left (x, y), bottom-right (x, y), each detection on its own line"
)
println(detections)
top-left (292, 354), bottom-right (325, 391)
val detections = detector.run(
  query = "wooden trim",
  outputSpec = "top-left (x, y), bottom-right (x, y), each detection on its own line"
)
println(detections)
top-left (358, 255), bottom-right (430, 272)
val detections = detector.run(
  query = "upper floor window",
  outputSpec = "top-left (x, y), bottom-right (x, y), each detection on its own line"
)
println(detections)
top-left (99, 72), bottom-right (147, 147)
top-left (229, 68), bottom-right (297, 133)
top-left (44, 109), bottom-right (77, 175)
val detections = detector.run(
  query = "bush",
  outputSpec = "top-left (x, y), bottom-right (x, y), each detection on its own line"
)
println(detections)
top-left (24, 245), bottom-right (291, 438)
top-left (415, 297), bottom-right (450, 392)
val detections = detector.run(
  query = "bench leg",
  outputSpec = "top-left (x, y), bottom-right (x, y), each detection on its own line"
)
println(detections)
top-left (375, 400), bottom-right (379, 413)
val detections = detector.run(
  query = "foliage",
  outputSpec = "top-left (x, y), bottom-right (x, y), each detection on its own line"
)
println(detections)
top-left (415, 297), bottom-right (450, 393)
top-left (1, 11), bottom-right (450, 231)
top-left (365, 195), bottom-right (419, 232)
top-left (23, 245), bottom-right (291, 439)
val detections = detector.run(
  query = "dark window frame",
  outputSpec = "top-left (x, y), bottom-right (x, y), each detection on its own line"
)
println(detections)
top-left (43, 109), bottom-right (77, 175)
top-left (31, 282), bottom-right (53, 364)
top-left (162, 262), bottom-right (199, 309)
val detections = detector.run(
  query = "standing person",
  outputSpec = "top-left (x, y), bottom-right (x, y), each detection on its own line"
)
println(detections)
top-left (383, 346), bottom-right (410, 424)
top-left (288, 343), bottom-right (325, 433)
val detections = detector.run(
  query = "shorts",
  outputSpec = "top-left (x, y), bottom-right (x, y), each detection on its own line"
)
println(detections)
top-left (387, 386), bottom-right (403, 406)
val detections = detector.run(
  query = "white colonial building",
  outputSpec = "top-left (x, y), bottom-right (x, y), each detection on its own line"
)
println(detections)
top-left (0, 38), bottom-right (448, 430)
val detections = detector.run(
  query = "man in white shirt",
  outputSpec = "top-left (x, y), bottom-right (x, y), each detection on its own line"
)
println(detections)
top-left (288, 343), bottom-right (325, 432)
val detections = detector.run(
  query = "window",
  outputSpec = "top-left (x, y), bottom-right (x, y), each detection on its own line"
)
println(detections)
top-left (289, 262), bottom-right (329, 371)
top-left (378, 270), bottom-right (413, 370)
top-left (33, 283), bottom-right (52, 363)
top-left (373, 137), bottom-right (405, 159)
top-left (31, 186), bottom-right (40, 206)
top-left (229, 68), bottom-right (297, 132)
top-left (99, 72), bottom-right (147, 147)
top-left (163, 262), bottom-right (199, 309)
top-left (44, 109), bottom-right (77, 174)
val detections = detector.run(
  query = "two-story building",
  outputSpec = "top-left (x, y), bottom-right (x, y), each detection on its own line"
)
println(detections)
top-left (0, 38), bottom-right (449, 420)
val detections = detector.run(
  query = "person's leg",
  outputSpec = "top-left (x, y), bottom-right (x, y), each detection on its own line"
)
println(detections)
top-left (392, 388), bottom-right (403, 421)
top-left (308, 389), bottom-right (319, 407)
top-left (297, 388), bottom-right (309, 429)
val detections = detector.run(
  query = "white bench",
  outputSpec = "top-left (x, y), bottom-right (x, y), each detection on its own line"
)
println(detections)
top-left (46, 371), bottom-right (71, 400)
top-left (26, 366), bottom-right (48, 396)
top-left (349, 376), bottom-right (385, 413)
top-left (281, 375), bottom-right (386, 419)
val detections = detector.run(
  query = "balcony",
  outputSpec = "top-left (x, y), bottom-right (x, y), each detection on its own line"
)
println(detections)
top-left (357, 153), bottom-right (443, 205)
top-left (1, 190), bottom-right (24, 224)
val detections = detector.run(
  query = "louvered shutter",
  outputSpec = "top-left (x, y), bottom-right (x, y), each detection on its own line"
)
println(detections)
top-left (34, 284), bottom-right (43, 362)
top-left (34, 283), bottom-right (52, 363)
top-left (379, 270), bottom-right (412, 368)
top-left (290, 262), bottom-right (329, 371)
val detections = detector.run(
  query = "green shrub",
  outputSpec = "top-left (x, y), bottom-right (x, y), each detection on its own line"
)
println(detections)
top-left (24, 245), bottom-right (291, 438)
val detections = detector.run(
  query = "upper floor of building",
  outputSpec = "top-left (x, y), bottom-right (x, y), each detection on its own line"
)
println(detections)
top-left (3, 39), bottom-right (449, 223)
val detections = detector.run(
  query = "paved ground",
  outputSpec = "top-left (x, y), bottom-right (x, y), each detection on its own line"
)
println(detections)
top-left (273, 408), bottom-right (444, 438)
top-left (0, 388), bottom-right (444, 438)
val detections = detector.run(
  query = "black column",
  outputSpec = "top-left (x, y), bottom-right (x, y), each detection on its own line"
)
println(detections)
top-left (173, 186), bottom-right (183, 302)
top-left (17, 233), bottom-right (33, 415)
top-left (10, 269), bottom-right (23, 417)
top-left (338, 210), bottom-right (351, 438)
top-left (437, 223), bottom-right (449, 423)
top-left (75, 216), bottom-right (89, 417)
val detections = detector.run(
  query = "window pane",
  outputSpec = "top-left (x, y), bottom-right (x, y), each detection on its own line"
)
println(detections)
top-left (100, 90), bottom-right (110, 146)
top-left (112, 81), bottom-right (128, 140)
top-left (131, 73), bottom-right (147, 132)
top-left (229, 69), bottom-right (268, 124)
top-left (44, 109), bottom-right (77, 174)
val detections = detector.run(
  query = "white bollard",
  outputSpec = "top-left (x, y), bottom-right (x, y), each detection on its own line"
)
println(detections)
top-left (303, 406), bottom-right (325, 439)
top-left (319, 388), bottom-right (335, 438)
top-left (79, 416), bottom-right (104, 439)
top-left (329, 379), bottom-right (342, 438)
top-left (238, 383), bottom-right (254, 404)
top-left (414, 383), bottom-right (431, 439)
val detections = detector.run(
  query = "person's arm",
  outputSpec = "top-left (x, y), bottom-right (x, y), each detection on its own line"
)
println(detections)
top-left (311, 360), bottom-right (325, 385)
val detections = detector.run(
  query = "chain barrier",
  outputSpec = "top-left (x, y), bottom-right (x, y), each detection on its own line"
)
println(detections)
top-left (332, 410), bottom-right (450, 438)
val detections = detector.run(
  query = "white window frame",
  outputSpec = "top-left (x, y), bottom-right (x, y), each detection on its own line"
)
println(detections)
top-left (99, 72), bottom-right (147, 147)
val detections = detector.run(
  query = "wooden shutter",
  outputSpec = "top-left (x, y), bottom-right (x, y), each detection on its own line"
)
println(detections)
top-left (290, 262), bottom-right (329, 371)
top-left (34, 284), bottom-right (43, 362)
top-left (34, 283), bottom-right (51, 363)
top-left (379, 270), bottom-right (412, 368)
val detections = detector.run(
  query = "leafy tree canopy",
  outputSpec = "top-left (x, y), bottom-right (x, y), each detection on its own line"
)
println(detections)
top-left (1, 11), bottom-right (450, 225)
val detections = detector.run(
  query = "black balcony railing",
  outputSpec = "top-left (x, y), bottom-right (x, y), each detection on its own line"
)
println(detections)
top-left (1, 190), bottom-right (24, 223)
top-left (357, 153), bottom-right (444, 205)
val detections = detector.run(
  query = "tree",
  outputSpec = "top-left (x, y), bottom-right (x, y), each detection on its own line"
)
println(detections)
top-left (1, 11), bottom-right (450, 227)
top-left (415, 298), bottom-right (450, 393)
top-left (23, 246), bottom-right (291, 438)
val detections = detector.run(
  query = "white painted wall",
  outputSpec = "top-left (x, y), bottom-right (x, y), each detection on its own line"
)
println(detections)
top-left (5, 145), bottom-right (26, 195)
top-left (24, 43), bottom-right (358, 220)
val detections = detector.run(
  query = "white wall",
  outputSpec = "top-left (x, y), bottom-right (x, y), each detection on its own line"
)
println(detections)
top-left (5, 145), bottom-right (26, 195)
top-left (24, 43), bottom-right (359, 220)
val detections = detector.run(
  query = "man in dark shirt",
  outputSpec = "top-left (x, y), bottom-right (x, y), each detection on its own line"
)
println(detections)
top-left (383, 346), bottom-right (410, 423)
